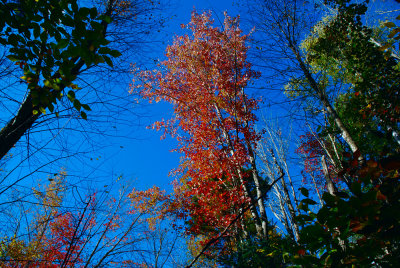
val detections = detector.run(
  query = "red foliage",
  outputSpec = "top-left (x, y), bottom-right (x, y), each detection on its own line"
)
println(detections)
top-left (134, 11), bottom-right (260, 240)
top-left (184, 175), bottom-right (247, 235)
top-left (32, 195), bottom-right (96, 268)
top-left (295, 132), bottom-right (338, 190)
top-left (41, 212), bottom-right (84, 267)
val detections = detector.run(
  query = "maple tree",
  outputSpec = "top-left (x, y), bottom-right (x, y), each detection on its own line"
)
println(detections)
top-left (134, 10), bottom-right (281, 262)
top-left (1, 0), bottom-right (398, 266)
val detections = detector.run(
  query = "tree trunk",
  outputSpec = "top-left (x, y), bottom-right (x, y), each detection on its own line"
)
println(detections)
top-left (0, 93), bottom-right (40, 160)
top-left (270, 149), bottom-right (299, 241)
top-left (240, 87), bottom-right (269, 237)
top-left (0, 0), bottom-right (115, 161)
top-left (321, 155), bottom-right (346, 251)
top-left (291, 45), bottom-right (361, 157)
top-left (321, 155), bottom-right (338, 195)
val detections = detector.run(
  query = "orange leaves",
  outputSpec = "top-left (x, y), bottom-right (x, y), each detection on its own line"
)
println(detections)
top-left (132, 10), bottom-right (263, 252)
top-left (128, 186), bottom-right (173, 230)
top-left (297, 248), bottom-right (306, 256)
top-left (132, 10), bottom-right (261, 180)
top-left (128, 186), bottom-right (168, 214)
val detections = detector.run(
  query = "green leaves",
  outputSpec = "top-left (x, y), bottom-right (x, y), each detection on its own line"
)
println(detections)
top-left (67, 91), bottom-right (90, 118)
top-left (104, 56), bottom-right (113, 67)
top-left (290, 160), bottom-right (400, 267)
top-left (80, 111), bottom-right (87, 120)
top-left (98, 47), bottom-right (121, 67)
top-left (299, 187), bottom-right (309, 197)
top-left (302, 198), bottom-right (317, 205)
top-left (6, 55), bottom-right (18, 62)
top-left (67, 90), bottom-right (76, 101)
top-left (56, 39), bottom-right (69, 50)
top-left (0, 0), bottom-right (121, 120)
top-left (99, 15), bottom-right (112, 24)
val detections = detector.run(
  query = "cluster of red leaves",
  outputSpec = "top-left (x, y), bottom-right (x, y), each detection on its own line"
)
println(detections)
top-left (39, 212), bottom-right (84, 267)
top-left (184, 175), bottom-right (248, 236)
top-left (26, 195), bottom-right (97, 268)
top-left (133, 10), bottom-right (261, 247)
top-left (134, 11), bottom-right (260, 179)
top-left (295, 132), bottom-right (338, 189)
top-left (38, 196), bottom-right (97, 267)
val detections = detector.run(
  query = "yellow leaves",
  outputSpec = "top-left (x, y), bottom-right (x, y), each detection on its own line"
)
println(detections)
top-left (70, 83), bottom-right (80, 90)
top-left (33, 189), bottom-right (44, 198)
top-left (128, 186), bottom-right (173, 231)
top-left (0, 235), bottom-right (41, 265)
top-left (41, 172), bottom-right (66, 208)
top-left (31, 169), bottom-right (68, 239)
top-left (128, 186), bottom-right (168, 214)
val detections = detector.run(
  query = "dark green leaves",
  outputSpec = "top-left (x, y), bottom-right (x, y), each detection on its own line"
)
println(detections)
top-left (299, 187), bottom-right (309, 197)
top-left (56, 39), bottom-right (69, 50)
top-left (81, 111), bottom-right (87, 120)
top-left (0, 0), bottom-right (120, 119)
top-left (99, 15), bottom-right (112, 24)
top-left (67, 90), bottom-right (76, 101)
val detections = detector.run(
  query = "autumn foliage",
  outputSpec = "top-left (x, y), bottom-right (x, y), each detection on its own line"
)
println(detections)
top-left (134, 10), bottom-right (267, 254)
top-left (0, 173), bottom-right (178, 268)
top-left (296, 132), bottom-right (339, 190)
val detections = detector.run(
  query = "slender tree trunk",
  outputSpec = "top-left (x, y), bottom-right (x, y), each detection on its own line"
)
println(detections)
top-left (321, 155), bottom-right (346, 251)
top-left (310, 172), bottom-right (324, 206)
top-left (245, 138), bottom-right (269, 237)
top-left (236, 170), bottom-right (264, 237)
top-left (290, 45), bottom-right (361, 157)
top-left (277, 191), bottom-right (295, 241)
top-left (240, 87), bottom-right (269, 237)
top-left (328, 133), bottom-right (342, 168)
top-left (321, 155), bottom-right (338, 195)
top-left (270, 149), bottom-right (299, 241)
top-left (282, 159), bottom-right (299, 208)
